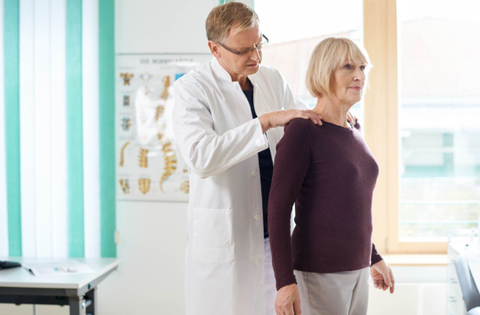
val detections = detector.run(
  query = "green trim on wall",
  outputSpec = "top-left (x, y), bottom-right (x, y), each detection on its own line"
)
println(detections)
top-left (4, 0), bottom-right (22, 257)
top-left (99, 0), bottom-right (116, 258)
top-left (66, 0), bottom-right (85, 258)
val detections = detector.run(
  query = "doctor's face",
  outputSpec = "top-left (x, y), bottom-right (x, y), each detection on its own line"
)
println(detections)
top-left (211, 25), bottom-right (263, 81)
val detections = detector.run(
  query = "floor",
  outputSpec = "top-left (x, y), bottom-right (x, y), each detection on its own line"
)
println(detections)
top-left (0, 283), bottom-right (448, 315)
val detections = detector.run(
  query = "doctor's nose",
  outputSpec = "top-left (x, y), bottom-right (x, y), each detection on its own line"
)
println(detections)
top-left (250, 47), bottom-right (261, 62)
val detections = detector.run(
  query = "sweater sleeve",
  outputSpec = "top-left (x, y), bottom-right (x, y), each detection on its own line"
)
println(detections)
top-left (268, 119), bottom-right (313, 291)
top-left (371, 243), bottom-right (383, 265)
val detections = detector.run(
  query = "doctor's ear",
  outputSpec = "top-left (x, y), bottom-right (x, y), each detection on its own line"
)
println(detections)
top-left (208, 41), bottom-right (221, 59)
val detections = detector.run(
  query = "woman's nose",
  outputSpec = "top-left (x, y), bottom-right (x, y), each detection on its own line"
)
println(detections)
top-left (354, 72), bottom-right (365, 82)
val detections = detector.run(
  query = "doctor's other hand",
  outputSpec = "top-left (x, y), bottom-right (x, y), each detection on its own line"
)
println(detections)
top-left (275, 283), bottom-right (302, 315)
top-left (346, 111), bottom-right (358, 125)
top-left (259, 109), bottom-right (323, 133)
top-left (370, 260), bottom-right (395, 294)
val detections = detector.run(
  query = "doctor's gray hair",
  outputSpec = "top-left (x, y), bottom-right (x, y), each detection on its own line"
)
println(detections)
top-left (206, 2), bottom-right (259, 44)
top-left (306, 37), bottom-right (372, 98)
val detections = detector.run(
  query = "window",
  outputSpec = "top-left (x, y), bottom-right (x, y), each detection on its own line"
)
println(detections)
top-left (255, 0), bottom-right (365, 121)
top-left (257, 0), bottom-right (480, 254)
top-left (397, 0), bottom-right (480, 243)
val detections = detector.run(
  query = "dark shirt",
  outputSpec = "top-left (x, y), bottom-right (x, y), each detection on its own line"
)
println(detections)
top-left (268, 118), bottom-right (383, 291)
top-left (243, 85), bottom-right (273, 239)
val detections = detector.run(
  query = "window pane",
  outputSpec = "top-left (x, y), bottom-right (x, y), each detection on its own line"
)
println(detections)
top-left (255, 0), bottom-right (364, 120)
top-left (398, 0), bottom-right (480, 241)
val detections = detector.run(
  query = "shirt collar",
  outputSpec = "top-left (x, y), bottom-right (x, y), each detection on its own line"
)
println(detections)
top-left (211, 57), bottom-right (260, 87)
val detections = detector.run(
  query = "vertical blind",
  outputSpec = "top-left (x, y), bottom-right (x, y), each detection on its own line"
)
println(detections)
top-left (0, 0), bottom-right (116, 258)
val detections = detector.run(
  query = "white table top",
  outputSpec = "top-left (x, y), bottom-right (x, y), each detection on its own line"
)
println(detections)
top-left (0, 257), bottom-right (120, 289)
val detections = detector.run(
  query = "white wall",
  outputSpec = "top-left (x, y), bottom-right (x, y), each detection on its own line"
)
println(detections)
top-left (115, 0), bottom-right (221, 54)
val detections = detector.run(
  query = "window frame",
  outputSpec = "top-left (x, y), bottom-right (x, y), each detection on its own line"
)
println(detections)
top-left (363, 0), bottom-right (447, 254)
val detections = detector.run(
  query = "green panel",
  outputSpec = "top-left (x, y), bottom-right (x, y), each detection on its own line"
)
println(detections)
top-left (99, 0), bottom-right (116, 257)
top-left (66, 0), bottom-right (85, 258)
top-left (4, 0), bottom-right (22, 256)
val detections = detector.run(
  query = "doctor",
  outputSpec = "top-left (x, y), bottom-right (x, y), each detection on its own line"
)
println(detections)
top-left (173, 2), bottom-right (353, 315)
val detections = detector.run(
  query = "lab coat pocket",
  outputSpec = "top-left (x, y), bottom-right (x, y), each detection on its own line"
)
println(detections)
top-left (192, 208), bottom-right (234, 264)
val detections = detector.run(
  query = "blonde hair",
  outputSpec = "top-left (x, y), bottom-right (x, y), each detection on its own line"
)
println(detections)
top-left (206, 2), bottom-right (259, 44)
top-left (306, 37), bottom-right (372, 98)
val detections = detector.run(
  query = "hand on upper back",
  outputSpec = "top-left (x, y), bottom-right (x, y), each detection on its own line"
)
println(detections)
top-left (259, 109), bottom-right (323, 133)
top-left (346, 111), bottom-right (358, 126)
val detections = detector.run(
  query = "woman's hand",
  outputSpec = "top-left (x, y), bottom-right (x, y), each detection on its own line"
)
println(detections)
top-left (370, 260), bottom-right (395, 294)
top-left (259, 109), bottom-right (323, 133)
top-left (274, 283), bottom-right (302, 315)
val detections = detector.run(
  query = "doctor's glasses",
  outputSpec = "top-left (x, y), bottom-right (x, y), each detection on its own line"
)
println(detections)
top-left (218, 34), bottom-right (269, 56)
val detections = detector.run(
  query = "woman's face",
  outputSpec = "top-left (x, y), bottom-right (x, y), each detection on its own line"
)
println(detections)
top-left (332, 59), bottom-right (366, 105)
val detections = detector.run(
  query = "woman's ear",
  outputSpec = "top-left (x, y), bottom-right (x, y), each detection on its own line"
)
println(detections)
top-left (208, 41), bottom-right (221, 59)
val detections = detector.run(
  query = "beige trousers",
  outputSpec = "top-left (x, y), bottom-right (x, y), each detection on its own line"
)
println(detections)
top-left (294, 267), bottom-right (370, 315)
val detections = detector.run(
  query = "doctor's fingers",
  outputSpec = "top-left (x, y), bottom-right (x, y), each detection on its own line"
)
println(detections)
top-left (346, 111), bottom-right (357, 124)
top-left (303, 110), bottom-right (323, 125)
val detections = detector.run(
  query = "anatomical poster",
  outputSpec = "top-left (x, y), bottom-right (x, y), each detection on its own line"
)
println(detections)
top-left (116, 54), bottom-right (211, 202)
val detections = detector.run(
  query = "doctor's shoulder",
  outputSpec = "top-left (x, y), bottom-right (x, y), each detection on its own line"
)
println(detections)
top-left (173, 69), bottom-right (208, 98)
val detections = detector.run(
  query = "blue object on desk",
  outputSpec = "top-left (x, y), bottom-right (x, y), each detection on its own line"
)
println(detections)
top-left (455, 253), bottom-right (480, 314)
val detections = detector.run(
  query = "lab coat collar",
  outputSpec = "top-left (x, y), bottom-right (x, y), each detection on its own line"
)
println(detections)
top-left (211, 57), bottom-right (259, 88)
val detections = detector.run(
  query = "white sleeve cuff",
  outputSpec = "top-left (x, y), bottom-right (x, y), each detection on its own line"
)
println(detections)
top-left (254, 118), bottom-right (269, 149)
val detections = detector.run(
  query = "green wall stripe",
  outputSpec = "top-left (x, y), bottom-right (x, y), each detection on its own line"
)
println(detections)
top-left (66, 0), bottom-right (85, 258)
top-left (4, 0), bottom-right (22, 257)
top-left (99, 0), bottom-right (116, 258)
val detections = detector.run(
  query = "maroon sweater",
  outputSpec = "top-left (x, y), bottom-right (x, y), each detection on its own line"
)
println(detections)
top-left (268, 119), bottom-right (383, 291)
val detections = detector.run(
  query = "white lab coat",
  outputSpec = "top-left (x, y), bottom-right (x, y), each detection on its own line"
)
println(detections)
top-left (172, 57), bottom-right (306, 315)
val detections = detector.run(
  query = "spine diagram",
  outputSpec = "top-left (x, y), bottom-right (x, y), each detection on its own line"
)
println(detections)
top-left (155, 106), bottom-right (164, 122)
top-left (180, 180), bottom-right (189, 194)
top-left (138, 178), bottom-right (151, 194)
top-left (119, 141), bottom-right (130, 167)
top-left (119, 179), bottom-right (130, 194)
top-left (159, 142), bottom-right (177, 192)
top-left (120, 73), bottom-right (134, 85)
top-left (161, 75), bottom-right (170, 100)
top-left (121, 117), bottom-right (132, 131)
top-left (139, 148), bottom-right (148, 168)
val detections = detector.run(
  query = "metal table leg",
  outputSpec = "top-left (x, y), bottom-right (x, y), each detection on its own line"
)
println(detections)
top-left (85, 287), bottom-right (97, 315)
top-left (68, 296), bottom-right (83, 315)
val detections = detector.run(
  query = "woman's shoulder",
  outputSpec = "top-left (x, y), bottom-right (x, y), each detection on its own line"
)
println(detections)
top-left (285, 118), bottom-right (321, 134)
top-left (281, 118), bottom-right (320, 145)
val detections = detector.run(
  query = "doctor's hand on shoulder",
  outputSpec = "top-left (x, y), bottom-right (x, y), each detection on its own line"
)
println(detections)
top-left (371, 260), bottom-right (395, 294)
top-left (275, 283), bottom-right (302, 315)
top-left (259, 109), bottom-right (322, 133)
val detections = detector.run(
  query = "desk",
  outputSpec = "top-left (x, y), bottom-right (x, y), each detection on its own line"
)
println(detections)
top-left (449, 243), bottom-right (468, 315)
top-left (448, 242), bottom-right (480, 315)
top-left (0, 257), bottom-right (120, 315)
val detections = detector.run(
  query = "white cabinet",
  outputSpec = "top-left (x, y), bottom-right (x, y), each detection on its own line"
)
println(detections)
top-left (447, 243), bottom-right (467, 315)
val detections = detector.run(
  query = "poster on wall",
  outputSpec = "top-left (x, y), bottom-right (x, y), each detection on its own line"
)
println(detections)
top-left (116, 54), bottom-right (211, 202)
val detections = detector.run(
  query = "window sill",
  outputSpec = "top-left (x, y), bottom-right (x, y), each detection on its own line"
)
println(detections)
top-left (382, 254), bottom-right (448, 266)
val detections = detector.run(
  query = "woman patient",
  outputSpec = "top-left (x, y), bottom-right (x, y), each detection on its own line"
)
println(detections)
top-left (268, 37), bottom-right (395, 315)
